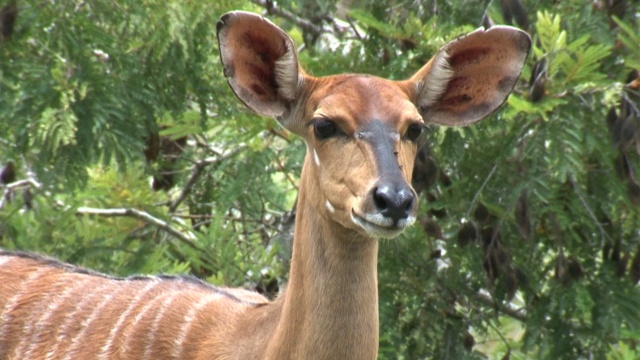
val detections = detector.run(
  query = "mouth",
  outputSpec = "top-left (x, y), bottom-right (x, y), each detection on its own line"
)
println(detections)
top-left (351, 209), bottom-right (415, 239)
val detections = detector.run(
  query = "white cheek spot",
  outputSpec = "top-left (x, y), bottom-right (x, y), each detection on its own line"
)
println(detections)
top-left (313, 149), bottom-right (321, 167)
top-left (325, 200), bottom-right (335, 213)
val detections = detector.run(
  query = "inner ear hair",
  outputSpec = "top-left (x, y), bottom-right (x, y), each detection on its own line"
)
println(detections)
top-left (415, 50), bottom-right (454, 112)
top-left (274, 44), bottom-right (300, 101)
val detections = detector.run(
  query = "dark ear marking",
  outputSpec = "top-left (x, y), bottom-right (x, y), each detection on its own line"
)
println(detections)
top-left (216, 11), bottom-right (300, 119)
top-left (410, 26), bottom-right (531, 126)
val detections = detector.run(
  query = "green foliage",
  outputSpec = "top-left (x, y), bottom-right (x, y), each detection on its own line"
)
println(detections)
top-left (613, 17), bottom-right (640, 70)
top-left (1, 0), bottom-right (640, 359)
top-left (607, 336), bottom-right (640, 360)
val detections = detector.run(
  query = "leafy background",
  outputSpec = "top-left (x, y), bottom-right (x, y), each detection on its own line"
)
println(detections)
top-left (1, 0), bottom-right (639, 359)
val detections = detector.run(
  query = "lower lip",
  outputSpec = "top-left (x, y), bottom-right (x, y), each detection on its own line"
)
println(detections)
top-left (351, 210), bottom-right (404, 237)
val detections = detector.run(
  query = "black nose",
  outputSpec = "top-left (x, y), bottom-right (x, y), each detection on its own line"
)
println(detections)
top-left (373, 184), bottom-right (415, 224)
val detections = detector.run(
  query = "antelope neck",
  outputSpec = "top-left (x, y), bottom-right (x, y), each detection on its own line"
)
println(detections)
top-left (267, 174), bottom-right (380, 360)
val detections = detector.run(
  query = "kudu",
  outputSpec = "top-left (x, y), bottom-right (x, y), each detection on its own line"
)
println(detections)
top-left (0, 11), bottom-right (530, 360)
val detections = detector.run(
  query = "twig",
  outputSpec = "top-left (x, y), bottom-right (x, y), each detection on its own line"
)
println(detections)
top-left (465, 163), bottom-right (498, 220)
top-left (345, 16), bottom-right (363, 40)
top-left (567, 174), bottom-right (613, 247)
top-left (475, 289), bottom-right (527, 322)
top-left (486, 321), bottom-right (512, 355)
top-left (273, 155), bottom-right (299, 192)
top-left (0, 178), bottom-right (42, 209)
top-left (2, 177), bottom-right (198, 251)
top-left (76, 206), bottom-right (198, 250)
top-left (168, 146), bottom-right (247, 213)
top-left (267, 128), bottom-right (292, 143)
top-left (250, 0), bottom-right (326, 37)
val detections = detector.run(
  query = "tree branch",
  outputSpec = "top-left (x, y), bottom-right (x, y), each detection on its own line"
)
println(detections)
top-left (250, 0), bottom-right (326, 37)
top-left (465, 163), bottom-right (498, 220)
top-left (168, 145), bottom-right (247, 213)
top-left (567, 174), bottom-right (613, 247)
top-left (0, 178), bottom-right (42, 209)
top-left (76, 206), bottom-right (198, 250)
top-left (1, 176), bottom-right (198, 250)
top-left (475, 289), bottom-right (527, 322)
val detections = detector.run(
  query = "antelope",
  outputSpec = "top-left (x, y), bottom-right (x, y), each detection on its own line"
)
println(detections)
top-left (0, 11), bottom-right (530, 360)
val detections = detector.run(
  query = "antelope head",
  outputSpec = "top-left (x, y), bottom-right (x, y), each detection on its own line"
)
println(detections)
top-left (217, 12), bottom-right (530, 240)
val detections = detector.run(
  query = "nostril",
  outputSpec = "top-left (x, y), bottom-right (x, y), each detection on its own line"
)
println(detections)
top-left (404, 195), bottom-right (414, 211)
top-left (372, 185), bottom-right (415, 223)
top-left (373, 187), bottom-right (390, 211)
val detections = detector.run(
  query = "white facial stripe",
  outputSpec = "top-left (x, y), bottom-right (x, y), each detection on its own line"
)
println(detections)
top-left (325, 200), bottom-right (335, 213)
top-left (313, 149), bottom-right (320, 166)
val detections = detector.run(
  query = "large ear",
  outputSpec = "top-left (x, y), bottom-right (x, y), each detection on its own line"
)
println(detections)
top-left (409, 26), bottom-right (531, 126)
top-left (216, 11), bottom-right (300, 119)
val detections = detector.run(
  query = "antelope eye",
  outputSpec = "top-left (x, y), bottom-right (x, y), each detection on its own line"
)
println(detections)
top-left (313, 119), bottom-right (338, 140)
top-left (405, 123), bottom-right (423, 142)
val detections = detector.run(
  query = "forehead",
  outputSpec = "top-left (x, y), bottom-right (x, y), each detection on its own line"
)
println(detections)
top-left (312, 75), bottom-right (420, 129)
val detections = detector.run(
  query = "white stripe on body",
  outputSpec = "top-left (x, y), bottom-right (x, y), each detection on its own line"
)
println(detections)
top-left (61, 280), bottom-right (132, 360)
top-left (44, 281), bottom-right (113, 360)
top-left (119, 289), bottom-right (176, 358)
top-left (18, 276), bottom-right (92, 359)
top-left (140, 291), bottom-right (182, 360)
top-left (0, 268), bottom-right (48, 356)
top-left (171, 293), bottom-right (225, 359)
top-left (97, 278), bottom-right (160, 360)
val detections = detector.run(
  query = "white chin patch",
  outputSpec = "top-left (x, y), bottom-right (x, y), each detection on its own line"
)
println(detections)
top-left (351, 210), bottom-right (416, 239)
